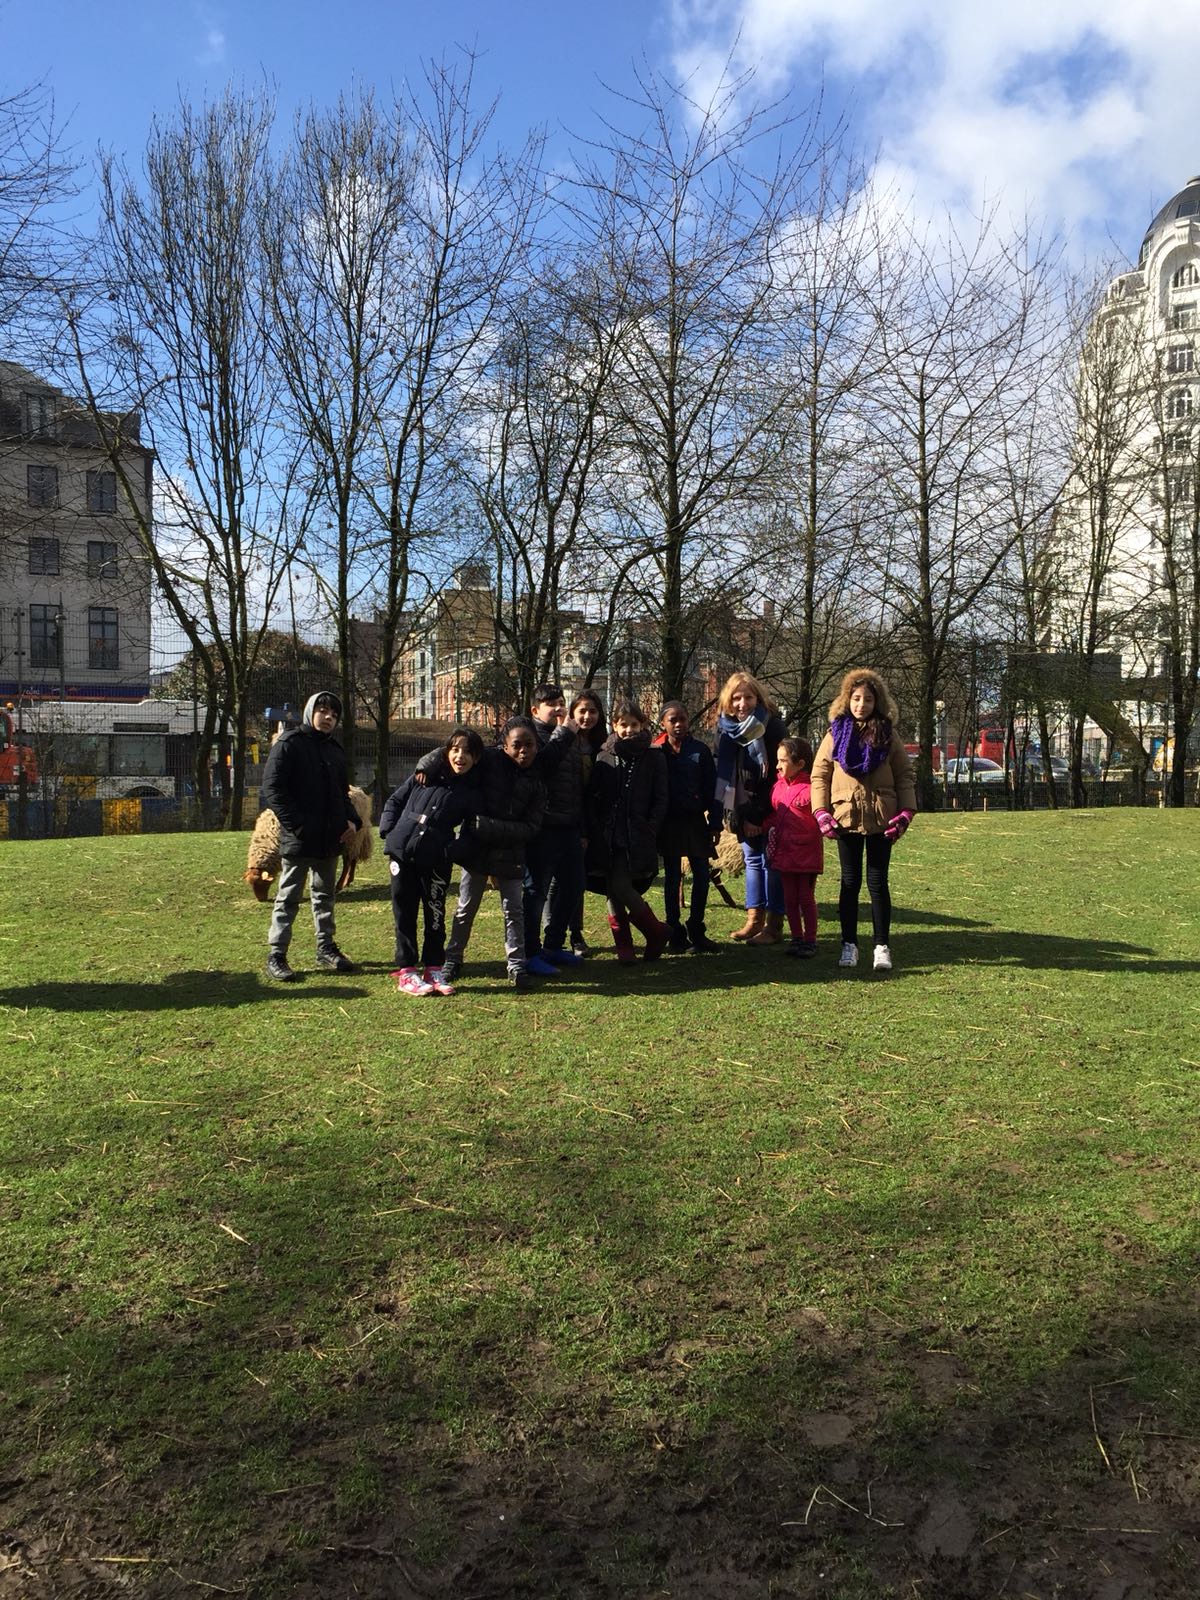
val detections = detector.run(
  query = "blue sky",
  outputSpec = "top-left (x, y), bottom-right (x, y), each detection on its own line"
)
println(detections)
top-left (5, 1), bottom-right (677, 170)
top-left (3, 0), bottom-right (1197, 265)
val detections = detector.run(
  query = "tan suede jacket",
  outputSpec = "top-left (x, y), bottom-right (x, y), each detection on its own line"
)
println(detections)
top-left (810, 730), bottom-right (917, 835)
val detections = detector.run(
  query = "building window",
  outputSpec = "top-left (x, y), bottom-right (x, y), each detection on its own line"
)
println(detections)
top-left (1171, 262), bottom-right (1200, 290)
top-left (1167, 389), bottom-right (1194, 420)
top-left (28, 536), bottom-right (60, 575)
top-left (1172, 304), bottom-right (1196, 330)
top-left (26, 464), bottom-right (58, 507)
top-left (87, 540), bottom-right (119, 579)
top-left (87, 470), bottom-right (117, 514)
top-left (1167, 345), bottom-right (1195, 374)
top-left (1165, 431), bottom-right (1192, 454)
top-left (1167, 470), bottom-right (1193, 505)
top-left (1178, 198), bottom-right (1200, 219)
top-left (23, 391), bottom-right (56, 438)
top-left (30, 604), bottom-right (62, 669)
top-left (88, 607), bottom-right (119, 670)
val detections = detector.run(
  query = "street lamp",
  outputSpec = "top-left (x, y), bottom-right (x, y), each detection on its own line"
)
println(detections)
top-left (54, 599), bottom-right (67, 702)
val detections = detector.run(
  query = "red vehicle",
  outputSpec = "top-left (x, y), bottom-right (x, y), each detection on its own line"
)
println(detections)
top-left (905, 725), bottom-right (1012, 774)
top-left (0, 707), bottom-right (40, 796)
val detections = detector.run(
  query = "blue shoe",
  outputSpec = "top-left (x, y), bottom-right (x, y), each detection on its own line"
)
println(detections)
top-left (526, 954), bottom-right (561, 977)
top-left (540, 946), bottom-right (583, 966)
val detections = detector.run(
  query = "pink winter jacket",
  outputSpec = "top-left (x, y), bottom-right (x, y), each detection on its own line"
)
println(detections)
top-left (767, 774), bottom-right (824, 874)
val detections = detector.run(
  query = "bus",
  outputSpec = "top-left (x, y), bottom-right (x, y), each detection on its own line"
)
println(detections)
top-left (9, 697), bottom-right (201, 800)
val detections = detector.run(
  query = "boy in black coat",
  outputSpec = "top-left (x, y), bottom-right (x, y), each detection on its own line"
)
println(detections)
top-left (260, 691), bottom-right (361, 982)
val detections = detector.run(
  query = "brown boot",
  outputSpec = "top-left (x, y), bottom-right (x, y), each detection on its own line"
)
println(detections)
top-left (749, 912), bottom-right (785, 946)
top-left (731, 908), bottom-right (766, 942)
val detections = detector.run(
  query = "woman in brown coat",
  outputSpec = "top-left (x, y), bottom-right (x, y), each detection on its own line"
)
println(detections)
top-left (810, 668), bottom-right (916, 973)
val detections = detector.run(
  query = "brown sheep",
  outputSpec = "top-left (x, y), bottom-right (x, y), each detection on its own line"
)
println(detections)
top-left (244, 785), bottom-right (374, 900)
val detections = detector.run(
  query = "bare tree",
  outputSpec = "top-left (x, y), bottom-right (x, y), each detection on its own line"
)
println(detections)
top-left (855, 201), bottom-right (1061, 805)
top-left (755, 151), bottom-right (876, 733)
top-left (1054, 269), bottom-right (1157, 801)
top-left (568, 65), bottom-right (828, 702)
top-left (264, 89), bottom-right (420, 772)
top-left (461, 256), bottom-right (625, 705)
top-left (0, 82), bottom-right (75, 350)
top-left (88, 90), bottom-right (295, 826)
top-left (333, 57), bottom-right (541, 798)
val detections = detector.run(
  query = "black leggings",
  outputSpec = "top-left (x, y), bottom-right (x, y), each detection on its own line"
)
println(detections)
top-left (836, 832), bottom-right (893, 946)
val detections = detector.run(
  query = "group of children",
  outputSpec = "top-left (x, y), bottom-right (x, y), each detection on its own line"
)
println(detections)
top-left (261, 669), bottom-right (916, 993)
top-left (378, 677), bottom-right (844, 997)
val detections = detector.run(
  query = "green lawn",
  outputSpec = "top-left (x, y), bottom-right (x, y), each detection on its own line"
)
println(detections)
top-left (2, 811), bottom-right (1199, 1597)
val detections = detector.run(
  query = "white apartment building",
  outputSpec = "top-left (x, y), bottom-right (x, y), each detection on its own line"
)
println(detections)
top-left (1052, 176), bottom-right (1200, 763)
top-left (0, 360), bottom-right (153, 702)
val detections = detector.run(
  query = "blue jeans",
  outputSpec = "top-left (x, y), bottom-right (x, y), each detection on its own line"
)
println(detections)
top-left (524, 826), bottom-right (584, 953)
top-left (741, 834), bottom-right (784, 913)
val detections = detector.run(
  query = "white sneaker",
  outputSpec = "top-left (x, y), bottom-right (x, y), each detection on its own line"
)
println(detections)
top-left (838, 941), bottom-right (858, 968)
top-left (873, 944), bottom-right (893, 972)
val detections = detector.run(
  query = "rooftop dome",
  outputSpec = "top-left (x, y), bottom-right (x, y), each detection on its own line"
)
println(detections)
top-left (1139, 175), bottom-right (1200, 264)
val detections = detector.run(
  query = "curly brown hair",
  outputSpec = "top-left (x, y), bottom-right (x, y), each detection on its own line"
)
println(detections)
top-left (828, 668), bottom-right (898, 726)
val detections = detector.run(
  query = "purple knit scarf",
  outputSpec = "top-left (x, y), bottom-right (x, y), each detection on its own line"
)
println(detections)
top-left (830, 712), bottom-right (892, 778)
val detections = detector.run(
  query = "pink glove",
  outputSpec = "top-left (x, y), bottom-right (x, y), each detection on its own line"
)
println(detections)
top-left (884, 808), bottom-right (913, 842)
top-left (814, 808), bottom-right (838, 839)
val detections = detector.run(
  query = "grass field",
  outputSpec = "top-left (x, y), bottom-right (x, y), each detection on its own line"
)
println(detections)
top-left (2, 810), bottom-right (1199, 1598)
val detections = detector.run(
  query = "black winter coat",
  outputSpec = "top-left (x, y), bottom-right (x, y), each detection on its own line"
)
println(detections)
top-left (533, 720), bottom-right (586, 829)
top-left (451, 748), bottom-right (545, 880)
top-left (260, 725), bottom-right (359, 859)
top-left (586, 732), bottom-right (668, 880)
top-left (379, 765), bottom-right (478, 869)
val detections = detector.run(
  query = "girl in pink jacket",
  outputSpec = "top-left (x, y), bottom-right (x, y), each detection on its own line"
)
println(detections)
top-left (767, 738), bottom-right (824, 957)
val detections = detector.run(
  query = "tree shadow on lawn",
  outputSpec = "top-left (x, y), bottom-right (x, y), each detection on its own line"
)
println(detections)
top-left (4, 1100), bottom-right (1199, 1598)
top-left (0, 969), bottom-right (374, 1013)
top-left (891, 925), bottom-right (1198, 975)
top-left (430, 928), bottom-right (1196, 1001)
top-left (7, 922), bottom-right (1190, 1017)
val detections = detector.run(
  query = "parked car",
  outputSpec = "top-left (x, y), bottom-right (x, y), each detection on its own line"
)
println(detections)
top-left (1025, 753), bottom-right (1069, 778)
top-left (942, 756), bottom-right (1007, 786)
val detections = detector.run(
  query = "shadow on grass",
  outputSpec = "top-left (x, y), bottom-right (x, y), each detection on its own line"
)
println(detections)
top-left (0, 969), bottom-right (374, 1012)
top-left (407, 925), bottom-right (1195, 999)
top-left (4, 1091), bottom-right (1198, 1599)
top-left (6, 916), bottom-right (1190, 1017)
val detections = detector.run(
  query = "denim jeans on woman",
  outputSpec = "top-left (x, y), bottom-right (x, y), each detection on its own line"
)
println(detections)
top-left (741, 832), bottom-right (784, 914)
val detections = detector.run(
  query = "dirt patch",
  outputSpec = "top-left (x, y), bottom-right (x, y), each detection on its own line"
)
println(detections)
top-left (3, 1322), bottom-right (1199, 1599)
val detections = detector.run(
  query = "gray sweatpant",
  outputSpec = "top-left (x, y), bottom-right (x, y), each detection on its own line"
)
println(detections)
top-left (444, 868), bottom-right (526, 975)
top-left (269, 855), bottom-right (339, 957)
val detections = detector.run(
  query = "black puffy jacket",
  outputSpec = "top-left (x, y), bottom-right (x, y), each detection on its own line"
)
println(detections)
top-left (532, 720), bottom-right (586, 829)
top-left (379, 764), bottom-right (478, 868)
top-left (260, 725), bottom-right (359, 860)
top-left (586, 732), bottom-right (668, 880)
top-left (451, 747), bottom-right (545, 880)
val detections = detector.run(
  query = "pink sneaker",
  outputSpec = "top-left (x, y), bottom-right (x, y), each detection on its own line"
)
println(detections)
top-left (392, 967), bottom-right (434, 997)
top-left (424, 966), bottom-right (456, 996)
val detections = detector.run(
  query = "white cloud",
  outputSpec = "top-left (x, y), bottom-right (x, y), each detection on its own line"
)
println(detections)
top-left (193, 6), bottom-right (227, 68)
top-left (197, 28), bottom-right (226, 66)
top-left (668, 0), bottom-right (1199, 261)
